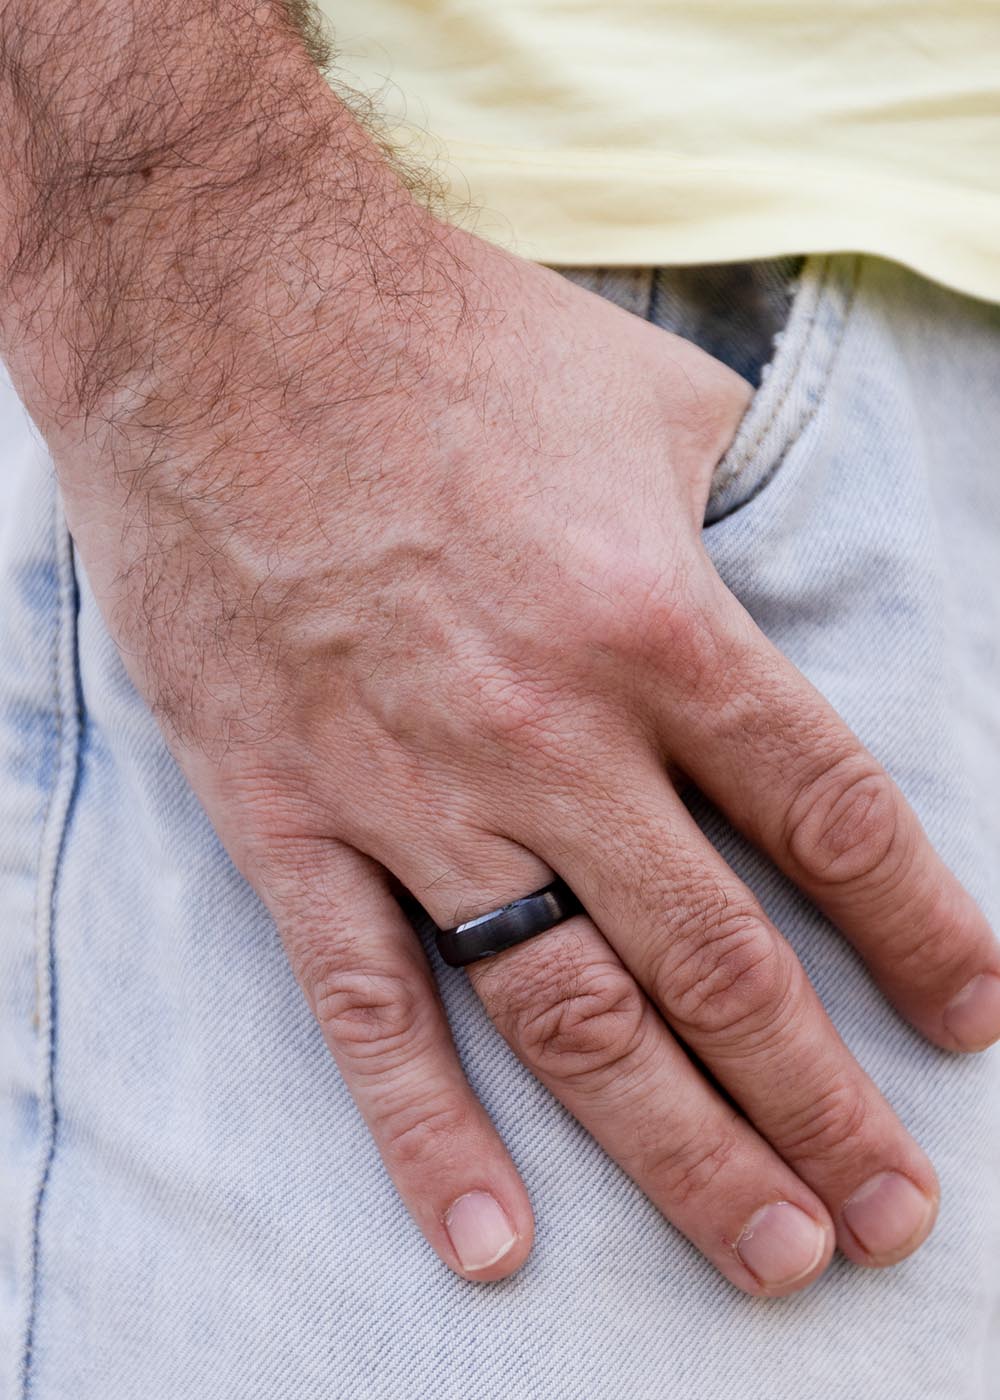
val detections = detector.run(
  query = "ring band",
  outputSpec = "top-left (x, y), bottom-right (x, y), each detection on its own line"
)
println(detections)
top-left (436, 879), bottom-right (583, 967)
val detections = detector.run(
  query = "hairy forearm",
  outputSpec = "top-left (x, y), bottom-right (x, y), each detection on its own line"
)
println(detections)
top-left (0, 0), bottom-right (465, 454)
top-left (0, 0), bottom-right (513, 744)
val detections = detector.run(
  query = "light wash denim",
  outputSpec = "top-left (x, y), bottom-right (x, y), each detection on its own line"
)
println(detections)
top-left (2, 251), bottom-right (1000, 1399)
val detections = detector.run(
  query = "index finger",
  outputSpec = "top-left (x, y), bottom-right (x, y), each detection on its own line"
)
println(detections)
top-left (664, 589), bottom-right (1000, 1053)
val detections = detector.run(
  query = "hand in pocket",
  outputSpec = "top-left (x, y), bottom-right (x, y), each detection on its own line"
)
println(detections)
top-left (29, 220), bottom-right (1000, 1296)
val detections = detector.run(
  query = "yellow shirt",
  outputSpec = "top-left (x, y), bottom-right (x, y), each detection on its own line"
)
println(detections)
top-left (318, 2), bottom-right (1000, 307)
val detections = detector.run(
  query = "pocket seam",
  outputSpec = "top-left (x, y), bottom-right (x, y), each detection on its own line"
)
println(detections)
top-left (706, 251), bottom-right (863, 522)
top-left (17, 489), bottom-right (82, 1398)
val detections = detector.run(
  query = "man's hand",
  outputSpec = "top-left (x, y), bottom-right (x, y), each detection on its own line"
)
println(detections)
top-left (2, 0), bottom-right (999, 1296)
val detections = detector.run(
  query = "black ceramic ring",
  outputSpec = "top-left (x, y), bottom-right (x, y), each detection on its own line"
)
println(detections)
top-left (435, 879), bottom-right (583, 968)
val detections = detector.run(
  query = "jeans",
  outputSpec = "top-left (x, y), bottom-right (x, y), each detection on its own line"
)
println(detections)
top-left (2, 251), bottom-right (1000, 1399)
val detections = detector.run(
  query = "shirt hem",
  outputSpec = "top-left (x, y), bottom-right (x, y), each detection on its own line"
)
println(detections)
top-left (422, 151), bottom-right (1000, 308)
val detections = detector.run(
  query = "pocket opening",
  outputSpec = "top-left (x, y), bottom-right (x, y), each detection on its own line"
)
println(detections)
top-left (704, 252), bottom-right (862, 524)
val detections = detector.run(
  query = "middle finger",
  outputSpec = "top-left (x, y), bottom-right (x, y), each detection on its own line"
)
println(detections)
top-left (513, 752), bottom-right (940, 1269)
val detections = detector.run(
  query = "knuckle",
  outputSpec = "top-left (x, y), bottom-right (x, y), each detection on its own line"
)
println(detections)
top-left (374, 1095), bottom-right (472, 1173)
top-left (218, 793), bottom-right (322, 884)
top-left (660, 913), bottom-right (792, 1042)
top-left (464, 665), bottom-right (565, 753)
top-left (874, 882), bottom-right (981, 989)
top-left (632, 1123), bottom-right (742, 1208)
top-left (785, 756), bottom-right (903, 888)
top-left (311, 962), bottom-right (431, 1073)
top-left (489, 949), bottom-right (648, 1087)
top-left (586, 560), bottom-right (716, 679)
top-left (878, 906), bottom-right (956, 985)
top-left (775, 1079), bottom-right (873, 1168)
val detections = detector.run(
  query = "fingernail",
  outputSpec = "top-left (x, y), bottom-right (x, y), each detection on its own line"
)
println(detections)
top-left (943, 973), bottom-right (1000, 1051)
top-left (841, 1171), bottom-right (935, 1262)
top-left (735, 1202), bottom-right (827, 1287)
top-left (444, 1192), bottom-right (517, 1272)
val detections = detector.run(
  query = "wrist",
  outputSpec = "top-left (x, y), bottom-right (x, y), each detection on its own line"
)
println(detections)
top-left (0, 5), bottom-right (470, 453)
top-left (0, 2), bottom-right (532, 564)
top-left (0, 1), bottom-right (454, 447)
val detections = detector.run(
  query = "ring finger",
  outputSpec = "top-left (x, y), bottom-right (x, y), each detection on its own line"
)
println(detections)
top-left (385, 832), bottom-right (836, 1296)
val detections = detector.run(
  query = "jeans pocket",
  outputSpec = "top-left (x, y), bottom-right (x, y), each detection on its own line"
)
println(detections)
top-left (704, 252), bottom-right (861, 524)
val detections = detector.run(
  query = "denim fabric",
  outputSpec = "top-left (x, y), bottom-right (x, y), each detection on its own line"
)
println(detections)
top-left (558, 257), bottom-right (805, 389)
top-left (2, 251), bottom-right (1000, 1399)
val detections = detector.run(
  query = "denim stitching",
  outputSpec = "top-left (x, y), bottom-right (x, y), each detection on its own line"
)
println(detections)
top-left (705, 252), bottom-right (862, 519)
top-left (17, 495), bottom-right (82, 1399)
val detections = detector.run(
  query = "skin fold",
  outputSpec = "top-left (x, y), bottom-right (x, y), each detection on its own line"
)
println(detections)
top-left (1, 0), bottom-right (999, 1296)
